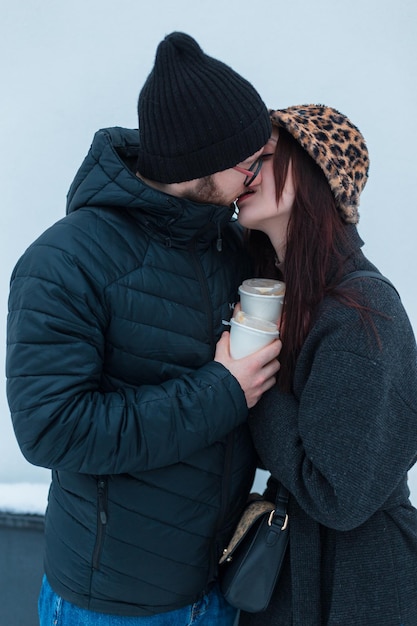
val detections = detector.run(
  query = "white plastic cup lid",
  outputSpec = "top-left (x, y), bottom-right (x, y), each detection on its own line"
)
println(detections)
top-left (231, 312), bottom-right (279, 334)
top-left (240, 278), bottom-right (285, 297)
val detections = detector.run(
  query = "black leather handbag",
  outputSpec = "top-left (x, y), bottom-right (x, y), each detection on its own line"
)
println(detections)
top-left (219, 482), bottom-right (289, 613)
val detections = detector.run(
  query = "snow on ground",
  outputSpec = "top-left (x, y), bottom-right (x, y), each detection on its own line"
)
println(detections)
top-left (0, 483), bottom-right (49, 515)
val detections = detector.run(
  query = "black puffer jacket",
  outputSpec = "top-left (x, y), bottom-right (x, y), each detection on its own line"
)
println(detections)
top-left (7, 127), bottom-right (257, 616)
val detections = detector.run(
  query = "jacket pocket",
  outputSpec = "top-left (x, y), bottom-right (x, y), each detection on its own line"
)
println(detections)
top-left (92, 477), bottom-right (108, 570)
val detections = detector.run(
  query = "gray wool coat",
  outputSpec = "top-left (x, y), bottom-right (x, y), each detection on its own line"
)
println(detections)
top-left (240, 228), bottom-right (417, 626)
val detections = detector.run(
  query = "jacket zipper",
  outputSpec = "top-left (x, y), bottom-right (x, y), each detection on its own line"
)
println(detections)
top-left (189, 235), bottom-right (235, 526)
top-left (208, 431), bottom-right (234, 584)
top-left (189, 242), bottom-right (215, 351)
top-left (92, 478), bottom-right (108, 570)
top-left (188, 239), bottom-right (233, 585)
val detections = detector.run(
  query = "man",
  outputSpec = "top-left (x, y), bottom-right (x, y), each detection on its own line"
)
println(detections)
top-left (6, 32), bottom-right (280, 625)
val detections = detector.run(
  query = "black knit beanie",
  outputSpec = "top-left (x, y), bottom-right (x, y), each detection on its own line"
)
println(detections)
top-left (136, 32), bottom-right (271, 183)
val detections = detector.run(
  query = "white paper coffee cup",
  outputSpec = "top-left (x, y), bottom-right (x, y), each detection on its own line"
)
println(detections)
top-left (238, 278), bottom-right (285, 323)
top-left (230, 312), bottom-right (279, 359)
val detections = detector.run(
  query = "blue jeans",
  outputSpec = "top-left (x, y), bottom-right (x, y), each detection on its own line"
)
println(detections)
top-left (38, 576), bottom-right (238, 626)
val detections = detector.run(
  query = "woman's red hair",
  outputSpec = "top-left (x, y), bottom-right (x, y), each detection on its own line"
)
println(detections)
top-left (247, 128), bottom-right (359, 391)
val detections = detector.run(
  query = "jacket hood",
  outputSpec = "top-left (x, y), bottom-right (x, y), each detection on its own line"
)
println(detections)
top-left (66, 127), bottom-right (236, 248)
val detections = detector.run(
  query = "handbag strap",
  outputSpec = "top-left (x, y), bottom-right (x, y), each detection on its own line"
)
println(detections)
top-left (270, 482), bottom-right (289, 531)
top-left (338, 270), bottom-right (400, 298)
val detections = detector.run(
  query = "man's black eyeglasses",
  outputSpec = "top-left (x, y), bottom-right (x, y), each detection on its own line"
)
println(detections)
top-left (233, 156), bottom-right (264, 187)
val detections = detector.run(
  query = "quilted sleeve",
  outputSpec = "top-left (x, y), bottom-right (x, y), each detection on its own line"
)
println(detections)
top-left (6, 240), bottom-right (247, 475)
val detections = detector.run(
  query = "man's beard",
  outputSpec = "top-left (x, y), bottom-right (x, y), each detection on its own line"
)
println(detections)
top-left (184, 175), bottom-right (230, 206)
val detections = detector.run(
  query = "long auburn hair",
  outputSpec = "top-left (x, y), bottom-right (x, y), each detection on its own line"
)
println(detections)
top-left (247, 127), bottom-right (362, 391)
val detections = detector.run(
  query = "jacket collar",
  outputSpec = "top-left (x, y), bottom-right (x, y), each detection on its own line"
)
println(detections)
top-left (66, 127), bottom-right (235, 249)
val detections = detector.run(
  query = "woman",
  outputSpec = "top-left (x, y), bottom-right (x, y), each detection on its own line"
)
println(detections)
top-left (218, 105), bottom-right (417, 625)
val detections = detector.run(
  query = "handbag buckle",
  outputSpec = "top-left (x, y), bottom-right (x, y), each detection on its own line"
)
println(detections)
top-left (268, 510), bottom-right (289, 531)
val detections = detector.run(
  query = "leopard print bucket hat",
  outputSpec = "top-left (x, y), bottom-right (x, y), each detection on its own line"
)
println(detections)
top-left (270, 105), bottom-right (370, 224)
